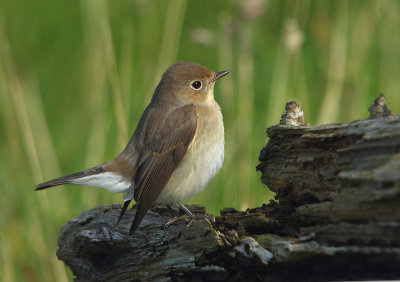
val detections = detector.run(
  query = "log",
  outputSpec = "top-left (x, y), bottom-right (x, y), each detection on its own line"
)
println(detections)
top-left (57, 94), bottom-right (400, 281)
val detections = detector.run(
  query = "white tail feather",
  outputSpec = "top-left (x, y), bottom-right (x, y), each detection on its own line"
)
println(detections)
top-left (70, 172), bottom-right (131, 193)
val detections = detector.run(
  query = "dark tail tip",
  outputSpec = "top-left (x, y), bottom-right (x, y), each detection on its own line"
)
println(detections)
top-left (35, 166), bottom-right (106, 191)
top-left (35, 179), bottom-right (65, 191)
top-left (34, 168), bottom-right (100, 191)
top-left (35, 185), bottom-right (45, 191)
top-left (35, 182), bottom-right (55, 191)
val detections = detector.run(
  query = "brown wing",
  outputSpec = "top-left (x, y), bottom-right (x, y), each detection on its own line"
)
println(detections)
top-left (129, 103), bottom-right (198, 234)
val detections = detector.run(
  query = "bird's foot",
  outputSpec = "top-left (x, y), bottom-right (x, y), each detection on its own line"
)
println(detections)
top-left (163, 216), bottom-right (181, 233)
top-left (163, 203), bottom-right (204, 234)
top-left (184, 214), bottom-right (205, 230)
top-left (163, 214), bottom-right (205, 234)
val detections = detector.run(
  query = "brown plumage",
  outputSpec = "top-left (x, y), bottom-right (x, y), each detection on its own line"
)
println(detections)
top-left (36, 62), bottom-right (230, 234)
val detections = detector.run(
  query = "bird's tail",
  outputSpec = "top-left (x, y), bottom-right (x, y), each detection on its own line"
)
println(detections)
top-left (35, 166), bottom-right (105, 190)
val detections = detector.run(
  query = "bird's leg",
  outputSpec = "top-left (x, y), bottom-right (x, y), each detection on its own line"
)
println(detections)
top-left (178, 202), bottom-right (194, 217)
top-left (163, 204), bottom-right (183, 233)
top-left (178, 202), bottom-right (202, 230)
top-left (164, 202), bottom-right (200, 233)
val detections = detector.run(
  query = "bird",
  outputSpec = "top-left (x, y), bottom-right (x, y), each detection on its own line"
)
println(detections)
top-left (35, 61), bottom-right (230, 234)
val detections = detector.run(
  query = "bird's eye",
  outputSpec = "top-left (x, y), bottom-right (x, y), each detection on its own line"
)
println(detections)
top-left (190, 81), bottom-right (202, 90)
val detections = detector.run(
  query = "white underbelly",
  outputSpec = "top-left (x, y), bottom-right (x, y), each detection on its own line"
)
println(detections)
top-left (156, 109), bottom-right (224, 204)
top-left (156, 139), bottom-right (224, 204)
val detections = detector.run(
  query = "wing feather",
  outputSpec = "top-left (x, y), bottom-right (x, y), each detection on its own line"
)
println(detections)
top-left (129, 103), bottom-right (197, 234)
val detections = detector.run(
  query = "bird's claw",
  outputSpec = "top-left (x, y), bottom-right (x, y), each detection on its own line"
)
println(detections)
top-left (163, 214), bottom-right (204, 234)
top-left (163, 216), bottom-right (180, 234)
top-left (185, 215), bottom-right (204, 230)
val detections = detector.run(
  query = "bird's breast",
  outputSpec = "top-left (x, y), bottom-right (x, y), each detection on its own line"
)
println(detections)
top-left (156, 102), bottom-right (224, 204)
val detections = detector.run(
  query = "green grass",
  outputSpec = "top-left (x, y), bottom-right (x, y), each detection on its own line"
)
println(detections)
top-left (1, 0), bottom-right (399, 281)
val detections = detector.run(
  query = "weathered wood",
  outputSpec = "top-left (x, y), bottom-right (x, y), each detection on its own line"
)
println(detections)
top-left (257, 105), bottom-right (400, 246)
top-left (57, 95), bottom-right (400, 281)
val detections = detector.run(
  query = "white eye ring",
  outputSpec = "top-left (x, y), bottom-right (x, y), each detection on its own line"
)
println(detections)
top-left (190, 80), bottom-right (202, 90)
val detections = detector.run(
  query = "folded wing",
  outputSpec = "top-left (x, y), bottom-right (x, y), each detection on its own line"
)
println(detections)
top-left (129, 103), bottom-right (198, 234)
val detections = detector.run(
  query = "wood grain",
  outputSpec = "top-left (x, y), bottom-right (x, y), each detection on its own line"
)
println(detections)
top-left (57, 97), bottom-right (400, 281)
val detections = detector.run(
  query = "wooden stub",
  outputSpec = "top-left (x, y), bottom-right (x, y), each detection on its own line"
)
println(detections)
top-left (57, 95), bottom-right (400, 281)
top-left (257, 111), bottom-right (400, 246)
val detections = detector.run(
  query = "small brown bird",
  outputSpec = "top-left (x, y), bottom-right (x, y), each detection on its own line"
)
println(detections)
top-left (36, 61), bottom-right (230, 234)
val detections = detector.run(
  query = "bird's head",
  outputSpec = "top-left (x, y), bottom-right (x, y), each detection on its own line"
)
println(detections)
top-left (154, 61), bottom-right (230, 104)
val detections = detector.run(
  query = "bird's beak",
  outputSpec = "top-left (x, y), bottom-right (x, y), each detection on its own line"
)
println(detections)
top-left (211, 70), bottom-right (230, 82)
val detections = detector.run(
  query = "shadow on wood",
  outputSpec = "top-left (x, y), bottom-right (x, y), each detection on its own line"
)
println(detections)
top-left (57, 94), bottom-right (400, 281)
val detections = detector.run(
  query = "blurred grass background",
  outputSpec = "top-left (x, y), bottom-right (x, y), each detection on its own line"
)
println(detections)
top-left (0, 0), bottom-right (399, 280)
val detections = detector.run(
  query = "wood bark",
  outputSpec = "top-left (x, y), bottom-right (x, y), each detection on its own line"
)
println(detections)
top-left (57, 96), bottom-right (400, 281)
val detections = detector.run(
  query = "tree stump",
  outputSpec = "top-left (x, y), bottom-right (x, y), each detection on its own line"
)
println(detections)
top-left (57, 94), bottom-right (400, 281)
